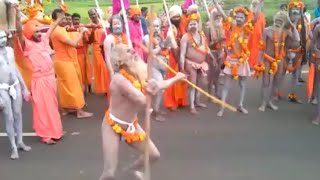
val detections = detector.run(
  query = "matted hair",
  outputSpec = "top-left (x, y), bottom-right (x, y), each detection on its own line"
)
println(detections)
top-left (110, 44), bottom-right (131, 71)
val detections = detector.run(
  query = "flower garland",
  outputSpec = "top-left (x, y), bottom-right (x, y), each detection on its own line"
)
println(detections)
top-left (187, 31), bottom-right (209, 54)
top-left (159, 48), bottom-right (170, 60)
top-left (105, 111), bottom-right (145, 143)
top-left (224, 26), bottom-right (251, 79)
top-left (119, 69), bottom-right (145, 94)
top-left (113, 33), bottom-right (128, 45)
top-left (264, 30), bottom-right (285, 74)
top-left (283, 49), bottom-right (302, 72)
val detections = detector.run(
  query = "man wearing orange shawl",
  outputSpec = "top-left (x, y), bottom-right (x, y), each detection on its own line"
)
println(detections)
top-left (163, 5), bottom-right (188, 110)
top-left (88, 8), bottom-right (110, 94)
top-left (50, 9), bottom-right (93, 118)
top-left (248, 0), bottom-right (266, 68)
top-left (72, 13), bottom-right (92, 93)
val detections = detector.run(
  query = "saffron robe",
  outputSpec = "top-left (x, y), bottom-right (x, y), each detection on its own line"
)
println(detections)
top-left (248, 12), bottom-right (265, 68)
top-left (24, 35), bottom-right (63, 142)
top-left (50, 26), bottom-right (85, 109)
top-left (89, 23), bottom-right (109, 94)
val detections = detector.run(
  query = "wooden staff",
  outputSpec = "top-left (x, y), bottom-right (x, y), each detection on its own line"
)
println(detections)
top-left (120, 0), bottom-right (132, 48)
top-left (143, 5), bottom-right (154, 180)
top-left (135, 42), bottom-right (237, 112)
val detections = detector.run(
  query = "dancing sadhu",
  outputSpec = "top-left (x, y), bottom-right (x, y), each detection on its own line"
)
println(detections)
top-left (100, 44), bottom-right (185, 180)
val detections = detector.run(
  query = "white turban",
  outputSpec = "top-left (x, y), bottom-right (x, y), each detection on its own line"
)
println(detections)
top-left (169, 5), bottom-right (182, 19)
top-left (187, 4), bottom-right (198, 15)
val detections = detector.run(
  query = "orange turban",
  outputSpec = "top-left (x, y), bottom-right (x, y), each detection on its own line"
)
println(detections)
top-left (22, 20), bottom-right (42, 40)
top-left (128, 6), bottom-right (141, 17)
top-left (187, 13), bottom-right (200, 23)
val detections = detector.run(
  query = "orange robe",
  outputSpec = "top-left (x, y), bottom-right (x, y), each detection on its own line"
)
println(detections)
top-left (68, 31), bottom-right (83, 84)
top-left (163, 25), bottom-right (188, 108)
top-left (77, 31), bottom-right (91, 86)
top-left (12, 35), bottom-right (32, 90)
top-left (307, 63), bottom-right (314, 98)
top-left (89, 24), bottom-right (109, 94)
top-left (50, 26), bottom-right (84, 109)
top-left (248, 12), bottom-right (265, 68)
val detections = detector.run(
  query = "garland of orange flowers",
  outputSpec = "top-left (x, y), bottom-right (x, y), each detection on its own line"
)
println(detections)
top-left (263, 30), bottom-right (286, 74)
top-left (113, 33), bottom-right (128, 45)
top-left (283, 51), bottom-right (302, 72)
top-left (187, 31), bottom-right (209, 54)
top-left (224, 25), bottom-right (251, 79)
top-left (119, 69), bottom-right (145, 94)
top-left (159, 48), bottom-right (170, 60)
top-left (104, 111), bottom-right (145, 143)
top-left (253, 62), bottom-right (265, 78)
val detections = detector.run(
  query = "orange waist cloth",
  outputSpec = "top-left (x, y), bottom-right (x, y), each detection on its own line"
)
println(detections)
top-left (104, 111), bottom-right (145, 143)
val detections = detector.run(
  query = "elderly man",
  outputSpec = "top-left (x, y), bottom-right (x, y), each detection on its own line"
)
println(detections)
top-left (99, 44), bottom-right (185, 180)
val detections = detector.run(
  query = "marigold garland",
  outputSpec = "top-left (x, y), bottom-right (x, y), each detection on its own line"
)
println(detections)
top-left (187, 31), bottom-right (209, 54)
top-left (119, 69), bottom-right (145, 93)
top-left (283, 52), bottom-right (302, 72)
top-left (263, 30), bottom-right (285, 74)
top-left (105, 111), bottom-right (145, 143)
top-left (113, 33), bottom-right (128, 45)
top-left (225, 25), bottom-right (251, 79)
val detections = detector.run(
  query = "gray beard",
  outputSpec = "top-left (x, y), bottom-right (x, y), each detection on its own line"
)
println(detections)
top-left (112, 28), bottom-right (122, 34)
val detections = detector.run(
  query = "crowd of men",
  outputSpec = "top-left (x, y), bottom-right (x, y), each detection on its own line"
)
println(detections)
top-left (0, 0), bottom-right (319, 179)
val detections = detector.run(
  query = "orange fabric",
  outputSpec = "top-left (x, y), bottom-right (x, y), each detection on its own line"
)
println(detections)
top-left (50, 26), bottom-right (84, 109)
top-left (12, 35), bottom-right (32, 90)
top-left (68, 31), bottom-right (82, 84)
top-left (248, 12), bottom-right (265, 68)
top-left (89, 23), bottom-right (110, 94)
top-left (77, 31), bottom-right (92, 86)
top-left (307, 63), bottom-right (314, 98)
top-left (180, 14), bottom-right (188, 33)
top-left (163, 51), bottom-right (187, 108)
top-left (22, 20), bottom-right (42, 40)
top-left (128, 6), bottom-right (141, 17)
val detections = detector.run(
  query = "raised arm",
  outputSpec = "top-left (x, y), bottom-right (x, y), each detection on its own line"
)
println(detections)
top-left (15, 9), bottom-right (25, 49)
top-left (46, 16), bottom-right (62, 38)
top-left (214, 2), bottom-right (228, 22)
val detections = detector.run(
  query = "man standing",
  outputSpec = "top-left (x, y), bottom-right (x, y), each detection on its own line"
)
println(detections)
top-left (128, 6), bottom-right (145, 60)
top-left (180, 13), bottom-right (216, 114)
top-left (50, 9), bottom-right (93, 118)
top-left (72, 13), bottom-right (92, 94)
top-left (88, 8), bottom-right (109, 94)
top-left (99, 44), bottom-right (185, 180)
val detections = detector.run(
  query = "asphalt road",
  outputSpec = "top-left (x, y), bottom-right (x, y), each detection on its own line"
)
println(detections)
top-left (1, 74), bottom-right (320, 180)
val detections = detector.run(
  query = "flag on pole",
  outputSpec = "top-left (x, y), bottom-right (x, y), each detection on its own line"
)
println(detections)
top-left (112, 0), bottom-right (129, 14)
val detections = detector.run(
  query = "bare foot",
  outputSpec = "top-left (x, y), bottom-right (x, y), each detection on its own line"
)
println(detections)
top-left (77, 110), bottom-right (93, 119)
top-left (11, 148), bottom-right (19, 160)
top-left (237, 106), bottom-right (248, 114)
top-left (267, 102), bottom-right (278, 110)
top-left (133, 171), bottom-right (144, 180)
top-left (159, 110), bottom-right (167, 115)
top-left (152, 113), bottom-right (166, 122)
top-left (17, 143), bottom-right (31, 151)
top-left (195, 103), bottom-right (207, 108)
top-left (168, 107), bottom-right (177, 111)
top-left (44, 139), bottom-right (57, 145)
top-left (312, 118), bottom-right (320, 125)
top-left (258, 104), bottom-right (266, 112)
top-left (190, 108), bottom-right (199, 114)
top-left (217, 109), bottom-right (224, 117)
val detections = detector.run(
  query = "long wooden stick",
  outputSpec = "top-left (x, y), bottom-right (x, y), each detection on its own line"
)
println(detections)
top-left (120, 0), bottom-right (132, 48)
top-left (143, 5), bottom-right (154, 180)
top-left (136, 42), bottom-right (237, 112)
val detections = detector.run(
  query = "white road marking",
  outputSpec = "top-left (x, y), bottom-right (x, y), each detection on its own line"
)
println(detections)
top-left (0, 132), bottom-right (36, 137)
